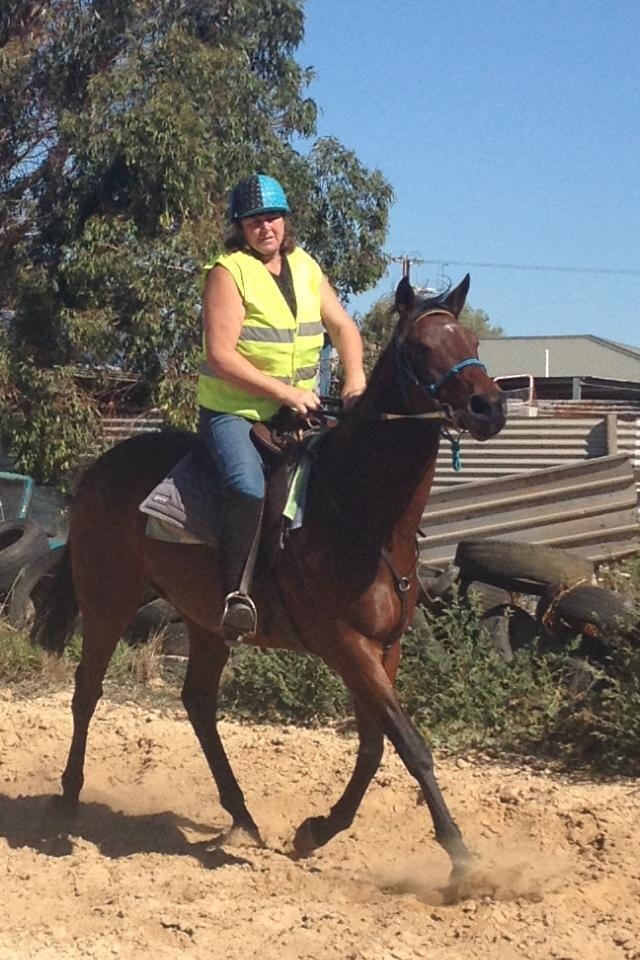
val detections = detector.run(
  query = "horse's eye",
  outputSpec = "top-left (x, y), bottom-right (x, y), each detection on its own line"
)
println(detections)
top-left (412, 344), bottom-right (431, 359)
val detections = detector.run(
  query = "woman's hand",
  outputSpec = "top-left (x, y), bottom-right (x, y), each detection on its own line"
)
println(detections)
top-left (284, 386), bottom-right (322, 417)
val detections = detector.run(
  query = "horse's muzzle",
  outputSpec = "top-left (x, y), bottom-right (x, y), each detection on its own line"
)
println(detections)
top-left (453, 392), bottom-right (507, 440)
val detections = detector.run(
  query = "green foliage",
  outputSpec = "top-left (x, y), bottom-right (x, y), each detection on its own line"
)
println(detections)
top-left (358, 293), bottom-right (396, 375)
top-left (543, 632), bottom-right (640, 772)
top-left (296, 138), bottom-right (393, 300)
top-left (219, 646), bottom-right (348, 724)
top-left (1, 0), bottom-right (393, 481)
top-left (0, 358), bottom-right (101, 483)
top-left (0, 625), bottom-right (163, 691)
top-left (0, 624), bottom-right (48, 683)
top-left (597, 554), bottom-right (640, 603)
top-left (460, 303), bottom-right (504, 337)
top-left (4, 559), bottom-right (638, 775)
top-left (396, 595), bottom-right (562, 751)
top-left (155, 364), bottom-right (199, 431)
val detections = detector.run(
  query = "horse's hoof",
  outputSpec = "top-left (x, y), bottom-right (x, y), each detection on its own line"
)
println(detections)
top-left (34, 795), bottom-right (77, 854)
top-left (227, 823), bottom-right (263, 849)
top-left (442, 852), bottom-right (493, 904)
top-left (291, 817), bottom-right (323, 859)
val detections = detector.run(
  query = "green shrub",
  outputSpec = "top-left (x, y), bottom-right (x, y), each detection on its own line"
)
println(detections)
top-left (1, 554), bottom-right (639, 775)
top-left (544, 634), bottom-right (640, 772)
top-left (219, 646), bottom-right (348, 724)
top-left (396, 594), bottom-right (563, 752)
top-left (0, 627), bottom-right (49, 683)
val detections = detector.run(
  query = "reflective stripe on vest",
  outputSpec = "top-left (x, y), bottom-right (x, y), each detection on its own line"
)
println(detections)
top-left (197, 247), bottom-right (325, 421)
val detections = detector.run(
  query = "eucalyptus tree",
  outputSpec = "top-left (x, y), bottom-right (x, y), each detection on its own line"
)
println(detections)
top-left (0, 0), bottom-right (393, 480)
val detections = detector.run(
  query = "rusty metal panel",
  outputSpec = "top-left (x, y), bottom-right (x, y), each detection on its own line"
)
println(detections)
top-left (420, 453), bottom-right (640, 567)
top-left (434, 416), bottom-right (609, 489)
top-left (538, 399), bottom-right (640, 418)
top-left (101, 410), bottom-right (165, 443)
top-left (616, 417), bottom-right (640, 468)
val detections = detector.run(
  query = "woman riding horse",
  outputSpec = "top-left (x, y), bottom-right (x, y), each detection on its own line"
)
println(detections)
top-left (33, 267), bottom-right (506, 888)
top-left (198, 174), bottom-right (366, 645)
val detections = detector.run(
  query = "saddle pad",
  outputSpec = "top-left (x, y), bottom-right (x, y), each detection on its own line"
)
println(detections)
top-left (139, 452), bottom-right (220, 546)
top-left (139, 448), bottom-right (315, 546)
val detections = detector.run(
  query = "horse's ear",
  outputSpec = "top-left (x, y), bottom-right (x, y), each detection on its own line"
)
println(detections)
top-left (441, 274), bottom-right (470, 317)
top-left (395, 276), bottom-right (416, 313)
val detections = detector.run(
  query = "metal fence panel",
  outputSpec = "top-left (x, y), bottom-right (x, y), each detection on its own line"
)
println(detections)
top-left (433, 416), bottom-right (610, 489)
top-left (420, 453), bottom-right (639, 567)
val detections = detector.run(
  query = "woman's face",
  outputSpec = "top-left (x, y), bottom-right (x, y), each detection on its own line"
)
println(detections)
top-left (240, 213), bottom-right (286, 262)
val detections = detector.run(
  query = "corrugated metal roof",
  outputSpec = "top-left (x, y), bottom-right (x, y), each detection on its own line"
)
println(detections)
top-left (479, 335), bottom-right (640, 380)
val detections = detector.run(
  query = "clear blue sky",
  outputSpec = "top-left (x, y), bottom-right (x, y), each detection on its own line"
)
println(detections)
top-left (298, 0), bottom-right (639, 342)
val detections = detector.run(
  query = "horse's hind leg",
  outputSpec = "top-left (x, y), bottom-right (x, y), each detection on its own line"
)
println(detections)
top-left (59, 609), bottom-right (138, 812)
top-left (181, 619), bottom-right (260, 842)
top-left (292, 695), bottom-right (383, 857)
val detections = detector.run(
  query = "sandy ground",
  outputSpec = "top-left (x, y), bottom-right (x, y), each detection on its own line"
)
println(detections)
top-left (1, 685), bottom-right (639, 960)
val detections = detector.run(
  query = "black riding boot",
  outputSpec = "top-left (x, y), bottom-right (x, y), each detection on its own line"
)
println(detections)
top-left (219, 492), bottom-right (264, 645)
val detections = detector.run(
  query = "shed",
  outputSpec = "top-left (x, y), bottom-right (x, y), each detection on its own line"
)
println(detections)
top-left (479, 335), bottom-right (640, 396)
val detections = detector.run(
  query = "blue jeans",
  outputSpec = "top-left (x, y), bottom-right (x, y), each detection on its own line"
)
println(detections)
top-left (198, 408), bottom-right (266, 502)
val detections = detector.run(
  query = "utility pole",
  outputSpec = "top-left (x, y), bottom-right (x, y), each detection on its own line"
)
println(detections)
top-left (385, 254), bottom-right (424, 282)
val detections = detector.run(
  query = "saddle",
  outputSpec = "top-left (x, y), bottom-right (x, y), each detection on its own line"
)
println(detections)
top-left (139, 408), bottom-right (331, 575)
top-left (250, 408), bottom-right (328, 571)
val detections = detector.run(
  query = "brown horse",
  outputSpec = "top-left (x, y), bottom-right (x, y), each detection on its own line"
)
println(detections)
top-left (33, 274), bottom-right (506, 880)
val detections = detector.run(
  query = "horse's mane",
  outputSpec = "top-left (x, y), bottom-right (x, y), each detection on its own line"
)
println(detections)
top-left (348, 284), bottom-right (453, 416)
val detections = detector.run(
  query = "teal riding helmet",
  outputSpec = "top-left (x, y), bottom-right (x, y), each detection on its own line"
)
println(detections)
top-left (229, 174), bottom-right (290, 220)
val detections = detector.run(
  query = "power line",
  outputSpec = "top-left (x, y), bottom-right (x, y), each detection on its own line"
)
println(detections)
top-left (414, 258), bottom-right (640, 277)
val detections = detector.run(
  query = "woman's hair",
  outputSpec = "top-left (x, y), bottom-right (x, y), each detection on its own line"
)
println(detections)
top-left (223, 217), bottom-right (296, 255)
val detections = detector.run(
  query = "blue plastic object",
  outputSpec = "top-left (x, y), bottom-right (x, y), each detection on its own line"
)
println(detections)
top-left (0, 471), bottom-right (34, 523)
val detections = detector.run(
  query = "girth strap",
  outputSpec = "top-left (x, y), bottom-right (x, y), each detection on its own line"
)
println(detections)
top-left (379, 540), bottom-right (419, 651)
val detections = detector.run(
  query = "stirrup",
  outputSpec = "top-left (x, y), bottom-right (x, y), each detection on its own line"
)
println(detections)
top-left (221, 591), bottom-right (258, 645)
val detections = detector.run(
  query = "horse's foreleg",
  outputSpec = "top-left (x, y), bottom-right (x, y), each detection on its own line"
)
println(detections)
top-left (381, 696), bottom-right (470, 876)
top-left (181, 619), bottom-right (260, 842)
top-left (292, 695), bottom-right (384, 857)
top-left (333, 636), bottom-right (470, 875)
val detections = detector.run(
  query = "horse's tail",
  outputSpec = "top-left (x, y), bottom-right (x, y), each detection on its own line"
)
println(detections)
top-left (31, 544), bottom-right (79, 656)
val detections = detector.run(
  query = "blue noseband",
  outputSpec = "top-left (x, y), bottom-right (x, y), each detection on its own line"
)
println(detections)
top-left (396, 342), bottom-right (486, 403)
top-left (423, 357), bottom-right (487, 395)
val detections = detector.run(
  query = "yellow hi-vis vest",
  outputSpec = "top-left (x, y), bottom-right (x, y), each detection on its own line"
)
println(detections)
top-left (197, 247), bottom-right (325, 421)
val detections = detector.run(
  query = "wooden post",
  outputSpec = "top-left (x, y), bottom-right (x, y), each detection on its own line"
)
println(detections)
top-left (606, 413), bottom-right (618, 455)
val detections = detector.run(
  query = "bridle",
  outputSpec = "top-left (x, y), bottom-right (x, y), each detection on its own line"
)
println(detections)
top-left (395, 308), bottom-right (487, 412)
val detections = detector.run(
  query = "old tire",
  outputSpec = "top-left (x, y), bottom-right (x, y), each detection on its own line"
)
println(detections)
top-left (7, 547), bottom-right (63, 629)
top-left (0, 520), bottom-right (50, 594)
top-left (160, 622), bottom-right (190, 658)
top-left (480, 603), bottom-right (539, 661)
top-left (455, 539), bottom-right (594, 596)
top-left (538, 584), bottom-right (638, 645)
top-left (464, 580), bottom-right (513, 613)
top-left (125, 598), bottom-right (183, 646)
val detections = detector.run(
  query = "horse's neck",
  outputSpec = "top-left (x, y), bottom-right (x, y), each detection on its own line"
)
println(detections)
top-left (318, 371), bottom-right (441, 540)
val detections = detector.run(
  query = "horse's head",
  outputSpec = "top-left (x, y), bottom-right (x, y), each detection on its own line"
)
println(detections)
top-left (393, 274), bottom-right (506, 440)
